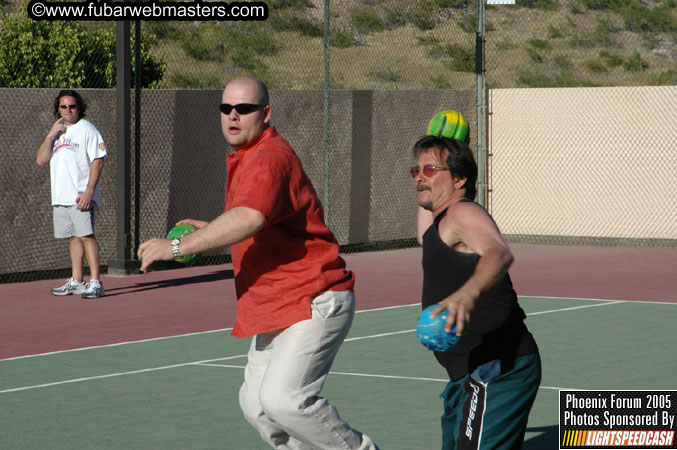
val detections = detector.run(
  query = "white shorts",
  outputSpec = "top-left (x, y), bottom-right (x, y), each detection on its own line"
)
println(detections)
top-left (53, 205), bottom-right (96, 238)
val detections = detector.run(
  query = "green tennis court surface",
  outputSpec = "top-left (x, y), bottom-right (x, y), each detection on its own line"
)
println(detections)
top-left (2, 297), bottom-right (676, 449)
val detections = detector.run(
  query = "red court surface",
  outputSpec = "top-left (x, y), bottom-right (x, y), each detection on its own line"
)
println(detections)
top-left (1, 244), bottom-right (675, 359)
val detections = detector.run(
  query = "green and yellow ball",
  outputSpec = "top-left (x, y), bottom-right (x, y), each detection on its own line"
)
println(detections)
top-left (427, 110), bottom-right (470, 143)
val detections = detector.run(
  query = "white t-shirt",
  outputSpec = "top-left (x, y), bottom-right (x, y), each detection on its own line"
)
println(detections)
top-left (50, 119), bottom-right (107, 208)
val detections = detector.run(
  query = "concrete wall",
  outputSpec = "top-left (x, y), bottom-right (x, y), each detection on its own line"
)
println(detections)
top-left (1, 88), bottom-right (474, 276)
top-left (2, 89), bottom-right (118, 275)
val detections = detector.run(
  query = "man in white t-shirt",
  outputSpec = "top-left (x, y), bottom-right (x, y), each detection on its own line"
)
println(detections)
top-left (36, 90), bottom-right (107, 298)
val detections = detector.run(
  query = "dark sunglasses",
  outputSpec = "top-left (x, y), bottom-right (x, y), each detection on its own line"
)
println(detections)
top-left (410, 165), bottom-right (451, 178)
top-left (60, 104), bottom-right (78, 110)
top-left (219, 103), bottom-right (264, 115)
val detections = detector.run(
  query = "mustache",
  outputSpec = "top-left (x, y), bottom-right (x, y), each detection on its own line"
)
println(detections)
top-left (416, 184), bottom-right (430, 192)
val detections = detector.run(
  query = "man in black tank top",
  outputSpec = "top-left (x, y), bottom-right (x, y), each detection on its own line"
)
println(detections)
top-left (411, 135), bottom-right (541, 450)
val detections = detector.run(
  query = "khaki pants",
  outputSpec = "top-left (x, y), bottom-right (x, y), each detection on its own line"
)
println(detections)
top-left (238, 290), bottom-right (379, 450)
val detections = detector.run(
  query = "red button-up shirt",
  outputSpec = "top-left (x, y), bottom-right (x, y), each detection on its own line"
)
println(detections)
top-left (226, 127), bottom-right (355, 337)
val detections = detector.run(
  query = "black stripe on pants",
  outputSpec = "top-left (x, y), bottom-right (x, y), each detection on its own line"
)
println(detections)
top-left (459, 378), bottom-right (486, 450)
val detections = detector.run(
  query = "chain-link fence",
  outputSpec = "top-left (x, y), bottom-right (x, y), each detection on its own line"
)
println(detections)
top-left (2, 0), bottom-right (676, 283)
top-left (1, 0), bottom-right (477, 283)
top-left (142, 1), bottom-right (477, 91)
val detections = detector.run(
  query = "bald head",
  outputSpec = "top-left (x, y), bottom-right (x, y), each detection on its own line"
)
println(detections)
top-left (225, 76), bottom-right (269, 107)
top-left (221, 76), bottom-right (272, 150)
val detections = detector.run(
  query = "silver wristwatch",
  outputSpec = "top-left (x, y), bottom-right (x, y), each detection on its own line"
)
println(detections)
top-left (170, 238), bottom-right (181, 259)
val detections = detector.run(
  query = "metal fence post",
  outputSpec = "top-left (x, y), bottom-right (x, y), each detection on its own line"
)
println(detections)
top-left (476, 0), bottom-right (488, 210)
top-left (323, 0), bottom-right (331, 223)
top-left (134, 17), bottom-right (142, 260)
top-left (109, 21), bottom-right (140, 275)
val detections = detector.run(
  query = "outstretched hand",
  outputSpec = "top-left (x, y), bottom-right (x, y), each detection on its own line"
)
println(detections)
top-left (137, 238), bottom-right (173, 273)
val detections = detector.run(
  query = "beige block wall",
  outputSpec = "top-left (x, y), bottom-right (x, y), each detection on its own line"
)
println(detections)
top-left (490, 86), bottom-right (677, 242)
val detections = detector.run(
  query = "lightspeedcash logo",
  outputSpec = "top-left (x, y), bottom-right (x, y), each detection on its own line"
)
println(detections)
top-left (27, 0), bottom-right (268, 21)
top-left (560, 391), bottom-right (677, 449)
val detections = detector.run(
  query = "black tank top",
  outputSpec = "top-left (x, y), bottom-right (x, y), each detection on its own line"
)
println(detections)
top-left (421, 202), bottom-right (538, 380)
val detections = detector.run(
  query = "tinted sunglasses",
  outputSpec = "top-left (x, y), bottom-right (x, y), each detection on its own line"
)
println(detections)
top-left (219, 103), bottom-right (264, 115)
top-left (410, 165), bottom-right (451, 178)
top-left (60, 104), bottom-right (78, 110)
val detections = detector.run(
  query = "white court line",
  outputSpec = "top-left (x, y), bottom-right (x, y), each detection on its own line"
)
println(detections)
top-left (350, 301), bottom-right (626, 340)
top-left (0, 301), bottom-right (656, 394)
top-left (3, 296), bottom-right (672, 363)
top-left (355, 303), bottom-right (418, 313)
top-left (0, 354), bottom-right (247, 394)
top-left (325, 375), bottom-right (575, 392)
top-left (346, 329), bottom-right (414, 341)
top-left (4, 297), bottom-right (665, 362)
top-left (0, 302), bottom-right (618, 395)
top-left (527, 300), bottom-right (624, 316)
top-left (198, 363), bottom-right (245, 369)
top-left (195, 362), bottom-right (577, 391)
top-left (0, 328), bottom-right (234, 362)
top-left (0, 304), bottom-right (419, 362)
top-left (520, 295), bottom-right (677, 306)
top-left (327, 371), bottom-right (447, 383)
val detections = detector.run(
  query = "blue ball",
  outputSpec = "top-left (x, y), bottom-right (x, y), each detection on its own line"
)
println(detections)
top-left (417, 305), bottom-right (460, 352)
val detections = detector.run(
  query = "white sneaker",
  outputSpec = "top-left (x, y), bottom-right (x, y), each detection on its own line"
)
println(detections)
top-left (51, 278), bottom-right (86, 296)
top-left (82, 279), bottom-right (105, 299)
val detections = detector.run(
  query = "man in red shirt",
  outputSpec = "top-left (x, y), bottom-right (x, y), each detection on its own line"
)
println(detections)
top-left (138, 76), bottom-right (379, 449)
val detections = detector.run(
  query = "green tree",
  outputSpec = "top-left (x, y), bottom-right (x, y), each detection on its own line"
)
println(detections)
top-left (0, 15), bottom-right (165, 88)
